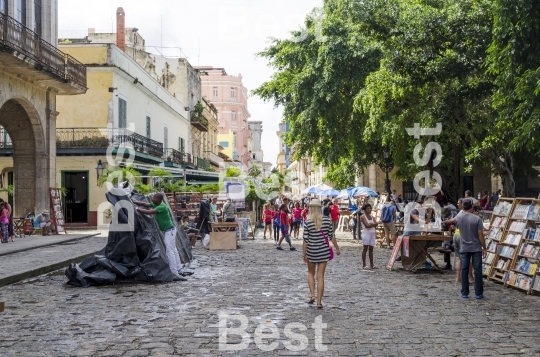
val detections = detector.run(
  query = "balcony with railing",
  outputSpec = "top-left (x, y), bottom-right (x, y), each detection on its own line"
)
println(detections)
top-left (190, 113), bottom-right (209, 132)
top-left (56, 128), bottom-right (163, 160)
top-left (163, 148), bottom-right (196, 167)
top-left (0, 12), bottom-right (86, 93)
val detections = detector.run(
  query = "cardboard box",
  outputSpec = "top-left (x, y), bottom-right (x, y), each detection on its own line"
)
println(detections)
top-left (209, 231), bottom-right (237, 250)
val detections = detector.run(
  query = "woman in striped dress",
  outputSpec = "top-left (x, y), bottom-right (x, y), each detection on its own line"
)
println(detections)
top-left (302, 199), bottom-right (340, 309)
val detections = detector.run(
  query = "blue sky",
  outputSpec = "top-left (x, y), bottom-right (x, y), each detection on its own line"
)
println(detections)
top-left (59, 0), bottom-right (323, 166)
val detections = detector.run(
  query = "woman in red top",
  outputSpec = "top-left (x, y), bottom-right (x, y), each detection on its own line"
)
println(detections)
top-left (292, 202), bottom-right (303, 239)
top-left (330, 200), bottom-right (340, 232)
top-left (277, 203), bottom-right (296, 251)
top-left (272, 203), bottom-right (280, 243)
top-left (262, 203), bottom-right (273, 240)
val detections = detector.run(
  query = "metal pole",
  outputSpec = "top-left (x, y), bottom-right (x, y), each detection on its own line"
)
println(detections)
top-left (385, 170), bottom-right (391, 194)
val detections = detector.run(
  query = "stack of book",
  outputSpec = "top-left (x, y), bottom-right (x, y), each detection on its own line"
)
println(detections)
top-left (497, 245), bottom-right (515, 258)
top-left (492, 217), bottom-right (508, 228)
top-left (512, 205), bottom-right (530, 219)
top-left (513, 258), bottom-right (538, 275)
top-left (504, 272), bottom-right (533, 290)
top-left (526, 204), bottom-right (540, 221)
top-left (519, 244), bottom-right (540, 259)
top-left (493, 201), bottom-right (512, 216)
top-left (504, 233), bottom-right (522, 246)
top-left (508, 221), bottom-right (527, 232)
top-left (526, 228), bottom-right (540, 242)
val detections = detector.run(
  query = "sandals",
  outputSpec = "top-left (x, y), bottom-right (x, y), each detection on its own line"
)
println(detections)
top-left (307, 297), bottom-right (315, 304)
top-left (363, 266), bottom-right (370, 270)
top-left (317, 303), bottom-right (323, 309)
top-left (371, 266), bottom-right (379, 269)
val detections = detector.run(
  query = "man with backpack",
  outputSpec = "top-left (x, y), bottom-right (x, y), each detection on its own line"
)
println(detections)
top-left (381, 196), bottom-right (397, 248)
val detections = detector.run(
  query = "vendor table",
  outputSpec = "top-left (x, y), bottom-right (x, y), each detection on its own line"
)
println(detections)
top-left (209, 222), bottom-right (239, 250)
top-left (404, 234), bottom-right (449, 273)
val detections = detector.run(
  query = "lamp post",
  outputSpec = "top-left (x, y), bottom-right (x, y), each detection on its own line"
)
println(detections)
top-left (95, 160), bottom-right (105, 183)
top-left (372, 146), bottom-right (393, 194)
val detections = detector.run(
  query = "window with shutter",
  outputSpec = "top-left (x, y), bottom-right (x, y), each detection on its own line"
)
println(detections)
top-left (16, 0), bottom-right (25, 25)
top-left (34, 0), bottom-right (42, 36)
top-left (0, 0), bottom-right (7, 14)
top-left (179, 137), bottom-right (185, 152)
top-left (164, 126), bottom-right (168, 149)
top-left (118, 98), bottom-right (127, 128)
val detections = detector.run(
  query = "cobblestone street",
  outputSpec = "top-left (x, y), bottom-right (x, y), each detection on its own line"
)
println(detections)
top-left (1, 231), bottom-right (540, 357)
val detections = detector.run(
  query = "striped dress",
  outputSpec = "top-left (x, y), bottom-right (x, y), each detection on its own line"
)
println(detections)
top-left (303, 217), bottom-right (334, 263)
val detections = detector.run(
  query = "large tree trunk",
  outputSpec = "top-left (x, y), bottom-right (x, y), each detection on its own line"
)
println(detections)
top-left (486, 150), bottom-right (515, 197)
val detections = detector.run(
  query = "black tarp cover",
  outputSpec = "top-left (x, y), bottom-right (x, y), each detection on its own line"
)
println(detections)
top-left (65, 189), bottom-right (192, 287)
top-left (196, 199), bottom-right (211, 235)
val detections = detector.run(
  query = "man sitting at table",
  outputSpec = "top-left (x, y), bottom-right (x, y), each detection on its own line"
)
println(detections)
top-left (181, 215), bottom-right (198, 247)
top-left (33, 210), bottom-right (53, 236)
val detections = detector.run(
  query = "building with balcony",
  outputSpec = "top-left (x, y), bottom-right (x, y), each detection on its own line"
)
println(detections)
top-left (69, 9), bottom-right (222, 173)
top-left (195, 66), bottom-right (251, 169)
top-left (0, 1), bottom-right (87, 216)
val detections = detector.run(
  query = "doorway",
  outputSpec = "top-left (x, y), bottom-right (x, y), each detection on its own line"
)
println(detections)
top-left (62, 171), bottom-right (89, 223)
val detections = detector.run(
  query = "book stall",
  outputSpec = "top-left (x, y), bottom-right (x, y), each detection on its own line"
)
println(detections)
top-left (484, 197), bottom-right (540, 295)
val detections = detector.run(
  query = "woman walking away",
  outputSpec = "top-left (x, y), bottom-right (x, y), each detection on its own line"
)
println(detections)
top-left (360, 203), bottom-right (378, 270)
top-left (277, 204), bottom-right (296, 251)
top-left (302, 199), bottom-right (340, 309)
top-left (262, 203), bottom-right (273, 239)
top-left (272, 203), bottom-right (280, 243)
top-left (0, 202), bottom-right (9, 243)
top-left (292, 202), bottom-right (303, 239)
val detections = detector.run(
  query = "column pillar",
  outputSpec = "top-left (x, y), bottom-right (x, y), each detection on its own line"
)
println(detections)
top-left (368, 164), bottom-right (377, 191)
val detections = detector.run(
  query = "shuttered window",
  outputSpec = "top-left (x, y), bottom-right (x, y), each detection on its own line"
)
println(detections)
top-left (0, 0), bottom-right (7, 14)
top-left (179, 137), bottom-right (185, 152)
top-left (146, 116), bottom-right (151, 138)
top-left (163, 126), bottom-right (168, 149)
top-left (34, 0), bottom-right (42, 36)
top-left (118, 98), bottom-right (127, 128)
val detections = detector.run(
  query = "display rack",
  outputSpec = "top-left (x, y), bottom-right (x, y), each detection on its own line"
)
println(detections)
top-left (483, 197), bottom-right (514, 278)
top-left (503, 198), bottom-right (540, 294)
top-left (49, 187), bottom-right (67, 234)
top-left (165, 192), bottom-right (218, 220)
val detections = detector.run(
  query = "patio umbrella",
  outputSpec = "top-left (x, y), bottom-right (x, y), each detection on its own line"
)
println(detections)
top-left (338, 186), bottom-right (379, 199)
top-left (302, 186), bottom-right (322, 194)
top-left (320, 188), bottom-right (341, 196)
top-left (352, 187), bottom-right (379, 198)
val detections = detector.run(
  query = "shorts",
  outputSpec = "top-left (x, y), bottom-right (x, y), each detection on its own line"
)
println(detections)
top-left (280, 225), bottom-right (289, 237)
top-left (293, 219), bottom-right (301, 229)
top-left (383, 222), bottom-right (396, 235)
top-left (265, 221), bottom-right (271, 226)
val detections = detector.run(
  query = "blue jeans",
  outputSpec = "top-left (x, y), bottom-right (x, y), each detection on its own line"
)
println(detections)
top-left (460, 251), bottom-right (483, 296)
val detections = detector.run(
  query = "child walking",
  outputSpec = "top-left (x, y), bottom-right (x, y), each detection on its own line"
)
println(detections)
top-left (262, 203), bottom-right (273, 239)
top-left (276, 203), bottom-right (296, 251)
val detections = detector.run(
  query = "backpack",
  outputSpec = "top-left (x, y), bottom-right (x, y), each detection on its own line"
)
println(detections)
top-left (381, 204), bottom-right (393, 223)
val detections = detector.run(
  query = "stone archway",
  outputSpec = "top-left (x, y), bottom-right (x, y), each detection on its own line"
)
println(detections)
top-left (0, 98), bottom-right (50, 216)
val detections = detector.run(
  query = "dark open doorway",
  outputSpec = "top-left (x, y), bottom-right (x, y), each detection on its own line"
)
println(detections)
top-left (62, 171), bottom-right (89, 223)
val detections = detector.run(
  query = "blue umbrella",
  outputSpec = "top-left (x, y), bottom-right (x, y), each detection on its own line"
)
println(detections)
top-left (301, 186), bottom-right (322, 194)
top-left (338, 186), bottom-right (378, 199)
top-left (320, 188), bottom-right (341, 196)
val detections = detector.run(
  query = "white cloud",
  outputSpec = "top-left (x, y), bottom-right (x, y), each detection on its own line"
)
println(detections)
top-left (59, 0), bottom-right (322, 167)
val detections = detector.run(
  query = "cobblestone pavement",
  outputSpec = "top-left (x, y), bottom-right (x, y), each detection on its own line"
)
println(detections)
top-left (1, 230), bottom-right (539, 357)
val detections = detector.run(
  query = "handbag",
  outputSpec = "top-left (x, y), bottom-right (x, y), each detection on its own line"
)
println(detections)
top-left (320, 229), bottom-right (334, 261)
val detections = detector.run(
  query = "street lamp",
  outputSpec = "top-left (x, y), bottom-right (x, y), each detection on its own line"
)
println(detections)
top-left (95, 160), bottom-right (105, 182)
top-left (372, 146), bottom-right (393, 194)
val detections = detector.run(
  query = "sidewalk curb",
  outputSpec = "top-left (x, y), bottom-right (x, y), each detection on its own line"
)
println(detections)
top-left (0, 233), bottom-right (100, 257)
top-left (0, 250), bottom-right (98, 288)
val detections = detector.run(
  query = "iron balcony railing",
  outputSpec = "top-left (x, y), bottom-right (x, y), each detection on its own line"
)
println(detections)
top-left (56, 128), bottom-right (164, 158)
top-left (197, 157), bottom-right (210, 169)
top-left (0, 12), bottom-right (86, 88)
top-left (164, 148), bottom-right (195, 166)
